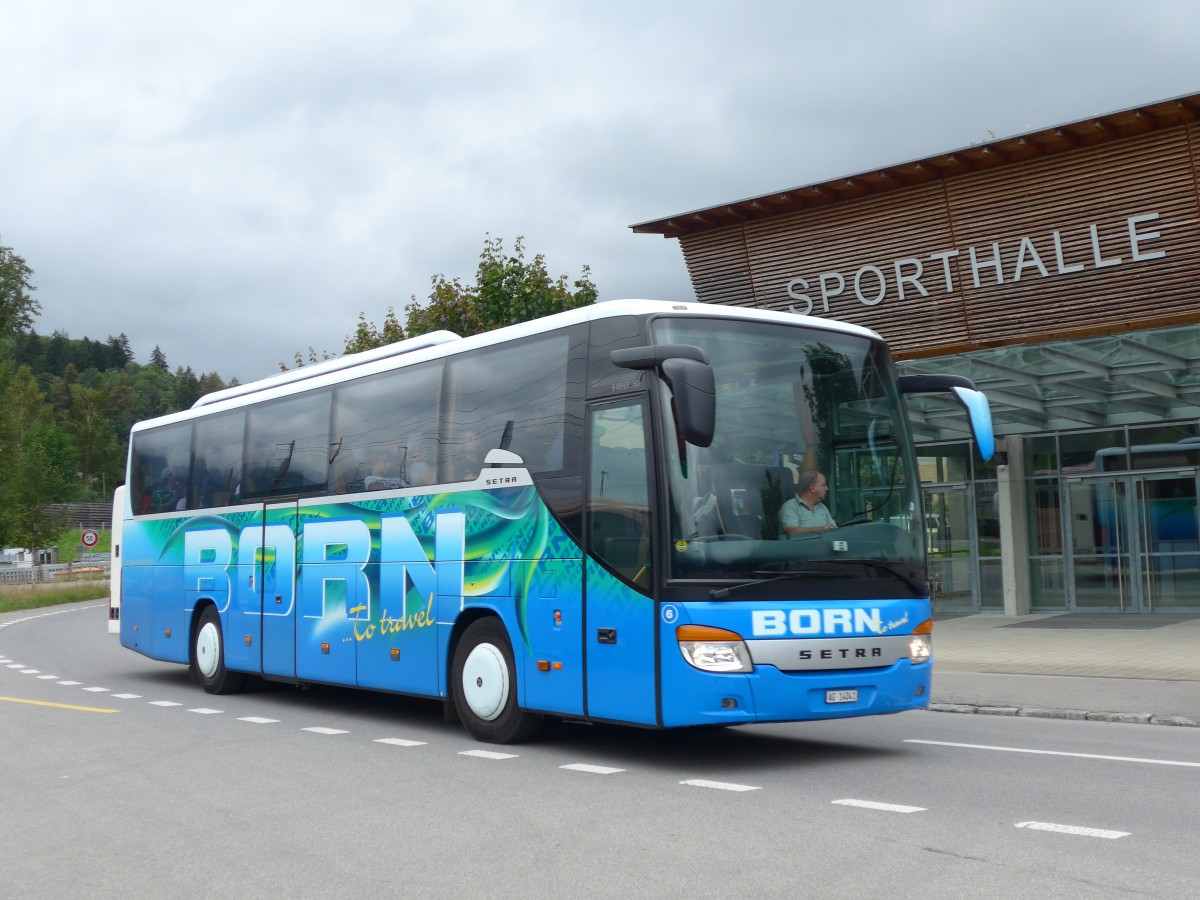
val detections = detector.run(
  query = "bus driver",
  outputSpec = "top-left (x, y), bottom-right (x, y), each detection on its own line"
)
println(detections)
top-left (779, 470), bottom-right (837, 537)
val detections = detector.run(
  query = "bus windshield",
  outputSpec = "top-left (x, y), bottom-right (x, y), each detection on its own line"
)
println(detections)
top-left (653, 316), bottom-right (924, 588)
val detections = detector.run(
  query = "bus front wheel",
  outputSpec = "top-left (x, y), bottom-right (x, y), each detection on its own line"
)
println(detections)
top-left (192, 605), bottom-right (245, 695)
top-left (452, 618), bottom-right (542, 744)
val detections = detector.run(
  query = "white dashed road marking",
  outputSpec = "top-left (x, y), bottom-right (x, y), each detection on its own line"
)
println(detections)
top-left (57, 680), bottom-right (81, 686)
top-left (561, 763), bottom-right (625, 775)
top-left (239, 717), bottom-right (280, 724)
top-left (83, 687), bottom-right (110, 693)
top-left (1016, 821), bottom-right (1131, 840)
top-left (20, 669), bottom-right (40, 674)
top-left (680, 779), bottom-right (761, 792)
top-left (37, 675), bottom-right (59, 680)
top-left (149, 701), bottom-right (182, 707)
top-left (188, 708), bottom-right (223, 715)
top-left (375, 738), bottom-right (426, 747)
top-left (460, 749), bottom-right (517, 760)
top-left (302, 727), bottom-right (349, 735)
top-left (833, 799), bottom-right (926, 814)
top-left (111, 693), bottom-right (141, 699)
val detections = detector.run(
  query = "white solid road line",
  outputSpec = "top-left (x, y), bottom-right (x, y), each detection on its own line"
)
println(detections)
top-left (906, 739), bottom-right (1200, 768)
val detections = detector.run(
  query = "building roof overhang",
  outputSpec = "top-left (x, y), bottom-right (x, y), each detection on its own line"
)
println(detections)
top-left (631, 91), bottom-right (1200, 239)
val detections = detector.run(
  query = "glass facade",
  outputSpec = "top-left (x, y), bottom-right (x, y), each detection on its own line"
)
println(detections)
top-left (919, 420), bottom-right (1200, 613)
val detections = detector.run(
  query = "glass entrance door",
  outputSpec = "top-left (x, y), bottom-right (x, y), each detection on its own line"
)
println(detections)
top-left (1067, 473), bottom-right (1200, 612)
top-left (923, 485), bottom-right (976, 611)
top-left (1138, 474), bottom-right (1200, 610)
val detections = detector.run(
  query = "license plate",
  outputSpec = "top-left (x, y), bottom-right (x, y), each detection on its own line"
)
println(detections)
top-left (826, 690), bottom-right (858, 704)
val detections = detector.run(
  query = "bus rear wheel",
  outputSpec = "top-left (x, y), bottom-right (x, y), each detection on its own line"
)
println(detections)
top-left (452, 618), bottom-right (542, 744)
top-left (192, 605), bottom-right (245, 695)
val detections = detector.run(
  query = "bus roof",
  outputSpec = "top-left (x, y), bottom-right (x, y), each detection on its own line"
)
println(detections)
top-left (136, 300), bottom-right (883, 433)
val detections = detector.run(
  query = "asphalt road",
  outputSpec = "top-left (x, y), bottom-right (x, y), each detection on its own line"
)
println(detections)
top-left (3, 602), bottom-right (1198, 899)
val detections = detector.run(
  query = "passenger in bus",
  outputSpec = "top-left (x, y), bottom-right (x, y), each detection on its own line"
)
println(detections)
top-left (363, 455), bottom-right (407, 491)
top-left (404, 443), bottom-right (437, 487)
top-left (450, 429), bottom-right (483, 481)
top-left (329, 445), bottom-right (362, 494)
top-left (779, 470), bottom-right (837, 536)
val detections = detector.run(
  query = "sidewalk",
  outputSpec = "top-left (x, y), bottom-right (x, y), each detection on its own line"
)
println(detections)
top-left (931, 613), bottom-right (1200, 727)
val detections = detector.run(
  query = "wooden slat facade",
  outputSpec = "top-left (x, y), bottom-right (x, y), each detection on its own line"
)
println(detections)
top-left (651, 96), bottom-right (1200, 361)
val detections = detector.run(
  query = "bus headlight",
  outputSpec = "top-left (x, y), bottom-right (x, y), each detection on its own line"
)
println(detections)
top-left (909, 619), bottom-right (933, 664)
top-left (677, 625), bottom-right (752, 673)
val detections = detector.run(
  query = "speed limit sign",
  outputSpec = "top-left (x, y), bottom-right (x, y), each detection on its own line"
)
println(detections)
top-left (81, 529), bottom-right (100, 548)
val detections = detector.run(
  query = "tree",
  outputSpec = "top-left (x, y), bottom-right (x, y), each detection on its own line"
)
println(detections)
top-left (0, 360), bottom-right (77, 550)
top-left (149, 345), bottom-right (169, 371)
top-left (343, 307), bottom-right (406, 355)
top-left (285, 236), bottom-right (598, 364)
top-left (404, 235), bottom-right (597, 340)
top-left (173, 365), bottom-right (202, 410)
top-left (107, 333), bottom-right (134, 369)
top-left (0, 239), bottom-right (40, 337)
top-left (68, 382), bottom-right (121, 497)
top-left (2, 421), bottom-right (77, 551)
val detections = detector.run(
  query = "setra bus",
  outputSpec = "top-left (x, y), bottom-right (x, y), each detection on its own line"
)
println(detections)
top-left (109, 300), bottom-right (992, 742)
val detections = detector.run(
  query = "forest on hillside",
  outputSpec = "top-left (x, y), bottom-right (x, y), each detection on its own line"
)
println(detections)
top-left (0, 234), bottom-right (596, 553)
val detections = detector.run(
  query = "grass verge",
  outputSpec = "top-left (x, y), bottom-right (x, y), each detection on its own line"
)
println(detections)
top-left (0, 582), bottom-right (108, 614)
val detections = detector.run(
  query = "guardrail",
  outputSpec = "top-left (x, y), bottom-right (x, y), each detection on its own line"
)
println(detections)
top-left (0, 562), bottom-right (111, 584)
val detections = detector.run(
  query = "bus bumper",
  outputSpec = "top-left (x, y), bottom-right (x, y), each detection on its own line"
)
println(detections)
top-left (660, 658), bottom-right (932, 727)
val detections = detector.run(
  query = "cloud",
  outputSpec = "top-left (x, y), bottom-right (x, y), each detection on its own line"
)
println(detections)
top-left (2, 0), bottom-right (1197, 382)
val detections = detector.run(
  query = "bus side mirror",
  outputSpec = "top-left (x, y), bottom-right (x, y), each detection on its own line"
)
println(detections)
top-left (612, 344), bottom-right (715, 448)
top-left (662, 357), bottom-right (715, 448)
top-left (899, 374), bottom-right (995, 461)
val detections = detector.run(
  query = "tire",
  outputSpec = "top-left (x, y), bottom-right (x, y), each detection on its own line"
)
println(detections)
top-left (192, 605), bottom-right (246, 695)
top-left (451, 618), bottom-right (542, 744)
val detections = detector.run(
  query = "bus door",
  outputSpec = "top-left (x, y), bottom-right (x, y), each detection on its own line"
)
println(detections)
top-left (260, 502), bottom-right (299, 676)
top-left (294, 504), bottom-right (363, 684)
top-left (231, 502), bottom-right (298, 677)
top-left (584, 400), bottom-right (658, 725)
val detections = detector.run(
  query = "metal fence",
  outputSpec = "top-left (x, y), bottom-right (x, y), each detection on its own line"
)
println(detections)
top-left (0, 555), bottom-right (110, 584)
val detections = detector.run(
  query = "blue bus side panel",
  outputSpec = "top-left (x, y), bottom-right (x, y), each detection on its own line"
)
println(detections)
top-left (584, 560), bottom-right (657, 725)
top-left (296, 513), bottom-right (365, 685)
top-left (519, 558), bottom-right (585, 715)
top-left (121, 495), bottom-right (933, 730)
top-left (119, 562), bottom-right (153, 655)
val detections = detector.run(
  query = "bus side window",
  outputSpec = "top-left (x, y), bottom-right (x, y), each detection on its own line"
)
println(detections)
top-left (129, 421), bottom-right (193, 515)
top-left (330, 361), bottom-right (442, 494)
top-left (587, 402), bottom-right (652, 591)
top-left (193, 410), bottom-right (244, 507)
top-left (243, 392), bottom-right (332, 499)
top-left (442, 332), bottom-right (572, 480)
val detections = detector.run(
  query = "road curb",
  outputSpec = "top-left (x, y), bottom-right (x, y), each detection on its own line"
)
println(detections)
top-left (928, 703), bottom-right (1199, 728)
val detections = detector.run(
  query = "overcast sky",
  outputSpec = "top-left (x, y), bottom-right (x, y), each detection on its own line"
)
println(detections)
top-left (3, 1), bottom-right (1197, 383)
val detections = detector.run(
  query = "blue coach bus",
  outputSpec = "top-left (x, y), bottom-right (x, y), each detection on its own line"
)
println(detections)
top-left (109, 300), bottom-right (992, 742)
